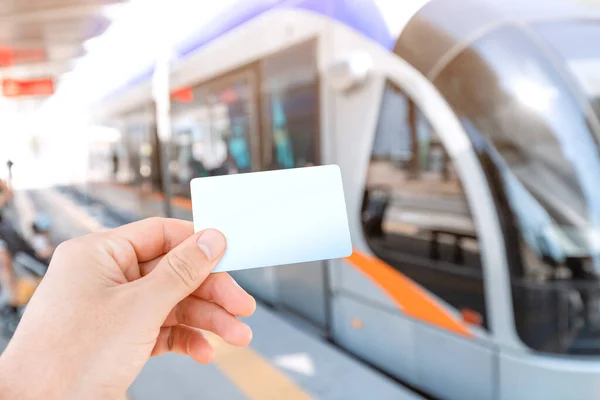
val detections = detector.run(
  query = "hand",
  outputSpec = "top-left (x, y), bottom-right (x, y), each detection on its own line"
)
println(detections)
top-left (0, 218), bottom-right (256, 399)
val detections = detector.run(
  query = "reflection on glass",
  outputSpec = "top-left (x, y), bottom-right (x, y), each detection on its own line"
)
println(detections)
top-left (221, 81), bottom-right (252, 173)
top-left (169, 75), bottom-right (258, 197)
top-left (363, 81), bottom-right (487, 329)
top-left (262, 40), bottom-right (318, 169)
top-left (271, 92), bottom-right (294, 169)
top-left (534, 21), bottom-right (600, 122)
top-left (435, 24), bottom-right (600, 354)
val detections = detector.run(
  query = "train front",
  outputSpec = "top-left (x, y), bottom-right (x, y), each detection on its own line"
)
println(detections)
top-left (397, 0), bottom-right (600, 370)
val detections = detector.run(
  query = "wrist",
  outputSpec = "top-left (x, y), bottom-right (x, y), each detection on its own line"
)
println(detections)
top-left (0, 344), bottom-right (70, 400)
top-left (0, 344), bottom-right (125, 400)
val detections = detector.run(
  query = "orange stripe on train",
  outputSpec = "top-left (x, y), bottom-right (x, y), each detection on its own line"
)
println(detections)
top-left (345, 250), bottom-right (472, 338)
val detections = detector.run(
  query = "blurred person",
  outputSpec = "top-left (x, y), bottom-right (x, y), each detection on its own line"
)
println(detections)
top-left (0, 218), bottom-right (255, 399)
top-left (112, 148), bottom-right (119, 180)
top-left (29, 214), bottom-right (54, 264)
top-left (189, 148), bottom-right (209, 179)
top-left (0, 238), bottom-right (20, 338)
top-left (0, 213), bottom-right (50, 332)
top-left (0, 239), bottom-right (15, 306)
top-left (195, 137), bottom-right (229, 176)
top-left (0, 178), bottom-right (12, 216)
top-left (0, 179), bottom-right (16, 311)
top-left (5, 161), bottom-right (12, 187)
top-left (0, 180), bottom-right (52, 320)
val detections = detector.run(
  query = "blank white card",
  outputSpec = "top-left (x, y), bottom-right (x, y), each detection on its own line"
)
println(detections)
top-left (190, 165), bottom-right (352, 273)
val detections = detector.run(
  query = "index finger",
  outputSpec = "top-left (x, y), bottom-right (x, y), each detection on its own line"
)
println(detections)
top-left (112, 217), bottom-right (194, 262)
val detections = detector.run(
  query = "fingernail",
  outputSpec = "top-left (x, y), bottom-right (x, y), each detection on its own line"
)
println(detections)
top-left (197, 229), bottom-right (226, 261)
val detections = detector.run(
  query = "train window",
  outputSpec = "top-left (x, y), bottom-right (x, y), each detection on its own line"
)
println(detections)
top-left (215, 79), bottom-right (255, 173)
top-left (434, 25), bottom-right (600, 354)
top-left (261, 40), bottom-right (319, 169)
top-left (363, 80), bottom-right (487, 329)
top-left (170, 72), bottom-right (259, 198)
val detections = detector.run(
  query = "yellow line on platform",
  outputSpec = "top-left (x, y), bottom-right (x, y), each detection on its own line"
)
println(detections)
top-left (205, 332), bottom-right (313, 400)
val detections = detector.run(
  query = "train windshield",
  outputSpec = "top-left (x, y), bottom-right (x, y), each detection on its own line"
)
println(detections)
top-left (435, 23), bottom-right (600, 354)
top-left (534, 21), bottom-right (600, 121)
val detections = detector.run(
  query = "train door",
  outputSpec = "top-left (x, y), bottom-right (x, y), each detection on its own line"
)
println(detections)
top-left (258, 39), bottom-right (327, 328)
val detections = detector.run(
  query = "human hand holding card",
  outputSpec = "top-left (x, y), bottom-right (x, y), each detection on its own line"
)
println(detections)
top-left (190, 165), bottom-right (352, 273)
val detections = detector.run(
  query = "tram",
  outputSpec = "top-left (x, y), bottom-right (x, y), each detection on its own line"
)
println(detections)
top-left (82, 0), bottom-right (600, 398)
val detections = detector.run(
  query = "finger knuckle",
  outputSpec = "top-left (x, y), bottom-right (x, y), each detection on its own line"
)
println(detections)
top-left (101, 233), bottom-right (136, 265)
top-left (54, 237), bottom-right (82, 257)
top-left (165, 251), bottom-right (199, 289)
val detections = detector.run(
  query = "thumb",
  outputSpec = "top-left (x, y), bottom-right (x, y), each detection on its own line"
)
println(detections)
top-left (137, 228), bottom-right (227, 314)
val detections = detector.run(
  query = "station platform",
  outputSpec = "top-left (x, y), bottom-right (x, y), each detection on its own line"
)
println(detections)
top-left (2, 187), bottom-right (423, 400)
top-left (131, 304), bottom-right (418, 400)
